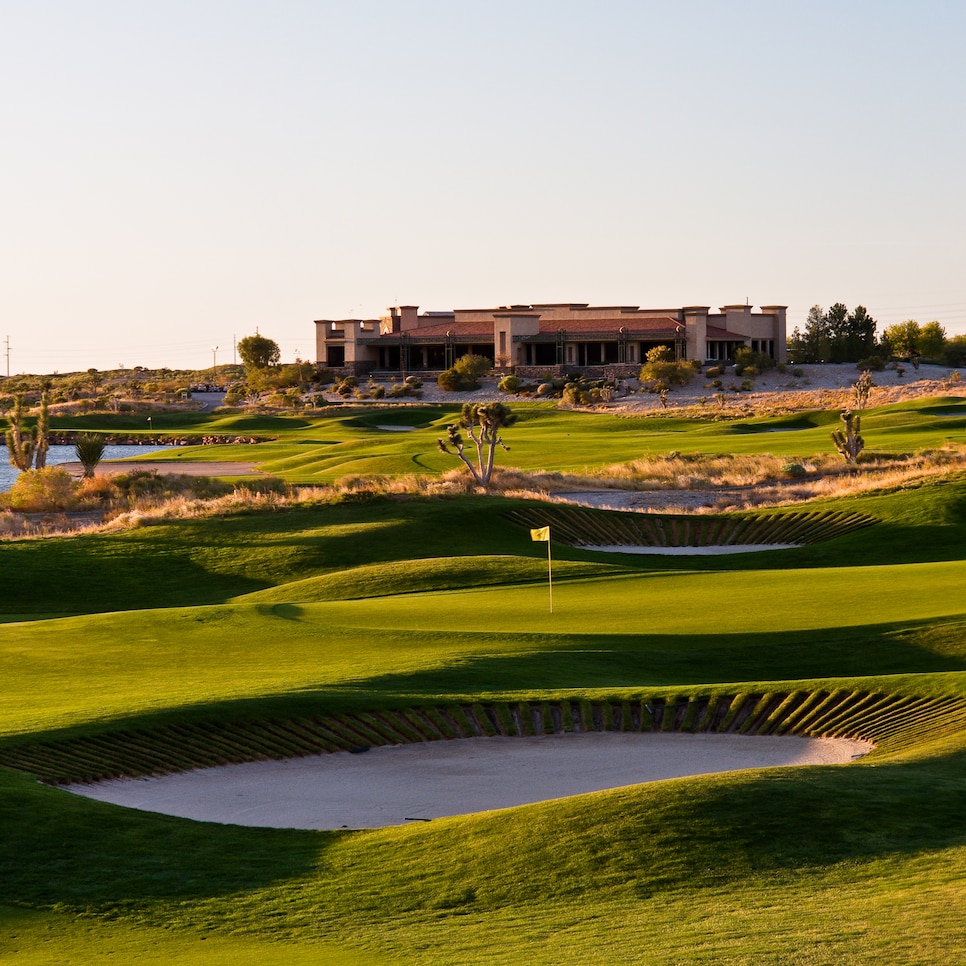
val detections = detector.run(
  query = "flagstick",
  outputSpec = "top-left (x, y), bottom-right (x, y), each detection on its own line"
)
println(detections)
top-left (547, 532), bottom-right (553, 613)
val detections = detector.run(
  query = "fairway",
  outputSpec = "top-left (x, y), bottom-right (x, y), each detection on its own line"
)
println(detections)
top-left (4, 401), bottom-right (966, 963)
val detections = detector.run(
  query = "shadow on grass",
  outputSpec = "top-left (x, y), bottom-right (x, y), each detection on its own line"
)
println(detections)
top-left (3, 721), bottom-right (966, 915)
top-left (0, 768), bottom-right (323, 907)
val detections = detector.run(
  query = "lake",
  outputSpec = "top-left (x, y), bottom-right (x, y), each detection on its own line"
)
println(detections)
top-left (0, 445), bottom-right (168, 492)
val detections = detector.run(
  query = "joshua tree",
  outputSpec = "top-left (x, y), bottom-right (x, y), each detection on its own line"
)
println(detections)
top-left (831, 409), bottom-right (864, 465)
top-left (437, 402), bottom-right (517, 487)
top-left (74, 433), bottom-right (106, 479)
top-left (33, 393), bottom-right (50, 470)
top-left (5, 395), bottom-right (36, 471)
top-left (852, 370), bottom-right (875, 410)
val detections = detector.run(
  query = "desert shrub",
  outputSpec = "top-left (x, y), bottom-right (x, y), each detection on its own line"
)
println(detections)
top-left (498, 374), bottom-right (523, 394)
top-left (782, 462), bottom-right (808, 478)
top-left (639, 346), bottom-right (694, 388)
top-left (335, 376), bottom-right (358, 396)
top-left (233, 476), bottom-right (289, 496)
top-left (705, 365), bottom-right (723, 378)
top-left (437, 368), bottom-right (461, 391)
top-left (792, 368), bottom-right (804, 377)
top-left (856, 355), bottom-right (886, 371)
top-left (733, 347), bottom-right (775, 375)
top-left (453, 353), bottom-right (490, 379)
top-left (389, 383), bottom-right (422, 398)
top-left (7, 467), bottom-right (76, 512)
top-left (439, 354), bottom-right (492, 391)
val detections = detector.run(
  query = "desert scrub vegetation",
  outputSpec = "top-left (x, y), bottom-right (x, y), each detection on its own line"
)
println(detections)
top-left (490, 446), bottom-right (966, 511)
top-left (638, 345), bottom-right (697, 392)
top-left (0, 469), bottom-right (292, 537)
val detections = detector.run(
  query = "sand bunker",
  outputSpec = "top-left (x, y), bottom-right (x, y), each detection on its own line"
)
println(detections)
top-left (66, 733), bottom-right (870, 830)
top-left (584, 544), bottom-right (799, 555)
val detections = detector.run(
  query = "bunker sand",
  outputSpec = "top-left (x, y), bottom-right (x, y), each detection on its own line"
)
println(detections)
top-left (68, 732), bottom-right (871, 830)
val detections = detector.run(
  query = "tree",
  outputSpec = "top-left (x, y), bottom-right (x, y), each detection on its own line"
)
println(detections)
top-left (831, 409), bottom-right (864, 465)
top-left (238, 334), bottom-right (281, 370)
top-left (851, 371), bottom-right (875, 409)
top-left (918, 321), bottom-right (947, 359)
top-left (4, 393), bottom-right (48, 472)
top-left (437, 402), bottom-right (517, 487)
top-left (881, 320), bottom-right (920, 359)
top-left (5, 395), bottom-right (35, 471)
top-left (844, 305), bottom-right (877, 362)
top-left (33, 392), bottom-right (50, 470)
top-left (792, 304), bottom-right (877, 363)
top-left (74, 433), bottom-right (106, 479)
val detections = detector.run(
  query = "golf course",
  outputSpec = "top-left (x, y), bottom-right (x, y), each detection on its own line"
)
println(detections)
top-left (3, 395), bottom-right (966, 963)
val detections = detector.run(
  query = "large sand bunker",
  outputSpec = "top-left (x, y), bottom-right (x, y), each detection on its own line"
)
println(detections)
top-left (67, 732), bottom-right (870, 830)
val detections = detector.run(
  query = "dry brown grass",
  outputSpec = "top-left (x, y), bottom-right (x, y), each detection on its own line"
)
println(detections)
top-left (2, 444), bottom-right (964, 540)
top-left (491, 447), bottom-right (966, 512)
top-left (609, 377), bottom-right (966, 420)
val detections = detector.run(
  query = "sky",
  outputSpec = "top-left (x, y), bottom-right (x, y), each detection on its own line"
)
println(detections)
top-left (3, 0), bottom-right (965, 374)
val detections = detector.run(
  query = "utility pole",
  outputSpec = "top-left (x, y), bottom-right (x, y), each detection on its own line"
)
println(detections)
top-left (233, 334), bottom-right (237, 366)
top-left (4, 336), bottom-right (9, 378)
top-left (211, 346), bottom-right (218, 377)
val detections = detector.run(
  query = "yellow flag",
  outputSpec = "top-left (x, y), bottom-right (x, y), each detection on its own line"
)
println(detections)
top-left (530, 526), bottom-right (550, 542)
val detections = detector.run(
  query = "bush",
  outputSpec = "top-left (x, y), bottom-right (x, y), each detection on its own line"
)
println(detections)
top-left (437, 368), bottom-right (461, 392)
top-left (498, 374), bottom-right (523, 394)
top-left (733, 347), bottom-right (776, 375)
top-left (452, 354), bottom-right (491, 383)
top-left (782, 462), bottom-right (808, 478)
top-left (856, 355), bottom-right (886, 371)
top-left (439, 355), bottom-right (493, 392)
top-left (335, 376), bottom-right (358, 397)
top-left (7, 467), bottom-right (76, 512)
top-left (639, 346), bottom-right (694, 388)
top-left (389, 383), bottom-right (422, 398)
top-left (941, 335), bottom-right (966, 368)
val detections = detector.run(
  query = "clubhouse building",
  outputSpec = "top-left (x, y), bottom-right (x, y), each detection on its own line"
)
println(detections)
top-left (315, 301), bottom-right (787, 377)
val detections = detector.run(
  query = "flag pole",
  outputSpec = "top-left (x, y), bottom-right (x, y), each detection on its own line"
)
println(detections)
top-left (529, 525), bottom-right (553, 613)
top-left (547, 530), bottom-right (553, 613)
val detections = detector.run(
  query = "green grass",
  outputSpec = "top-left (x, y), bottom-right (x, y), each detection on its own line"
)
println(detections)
top-left (55, 396), bottom-right (966, 482)
top-left (4, 406), bottom-right (966, 962)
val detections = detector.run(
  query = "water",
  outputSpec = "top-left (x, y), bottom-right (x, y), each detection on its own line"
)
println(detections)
top-left (0, 445), bottom-right (168, 492)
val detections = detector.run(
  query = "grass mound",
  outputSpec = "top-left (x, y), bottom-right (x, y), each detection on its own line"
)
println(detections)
top-left (5, 686), bottom-right (966, 784)
top-left (505, 504), bottom-right (878, 548)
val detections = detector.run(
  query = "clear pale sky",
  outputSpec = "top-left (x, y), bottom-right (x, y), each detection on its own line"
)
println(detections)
top-left (3, 1), bottom-right (964, 374)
